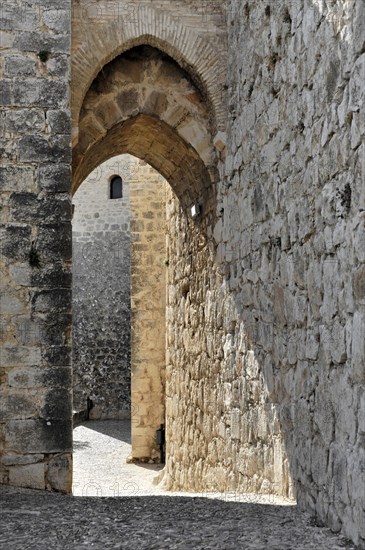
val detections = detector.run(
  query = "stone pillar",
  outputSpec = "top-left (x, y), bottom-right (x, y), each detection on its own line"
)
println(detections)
top-left (130, 163), bottom-right (167, 461)
top-left (0, 0), bottom-right (72, 492)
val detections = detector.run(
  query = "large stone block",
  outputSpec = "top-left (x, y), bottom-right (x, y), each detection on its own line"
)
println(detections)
top-left (1, 3), bottom-right (39, 32)
top-left (40, 388), bottom-right (72, 421)
top-left (46, 110), bottom-right (71, 134)
top-left (8, 366), bottom-right (71, 389)
top-left (8, 463), bottom-right (45, 490)
top-left (46, 453), bottom-right (72, 493)
top-left (47, 54), bottom-right (70, 78)
top-left (0, 80), bottom-right (12, 106)
top-left (11, 197), bottom-right (65, 231)
top-left (0, 224), bottom-right (32, 260)
top-left (14, 32), bottom-right (70, 54)
top-left (9, 463), bottom-right (45, 489)
top-left (31, 289), bottom-right (71, 314)
top-left (18, 135), bottom-right (71, 163)
top-left (0, 392), bottom-right (38, 421)
top-left (35, 224), bottom-right (72, 264)
top-left (1, 453), bottom-right (44, 466)
top-left (0, 165), bottom-right (36, 193)
top-left (5, 419), bottom-right (72, 454)
top-left (0, 346), bottom-right (42, 367)
top-left (352, 311), bottom-right (365, 384)
top-left (43, 9), bottom-right (70, 34)
top-left (30, 263), bottom-right (72, 287)
top-left (4, 55), bottom-right (36, 77)
top-left (38, 163), bottom-right (71, 193)
top-left (41, 345), bottom-right (71, 366)
top-left (349, 53), bottom-right (365, 112)
top-left (3, 109), bottom-right (45, 134)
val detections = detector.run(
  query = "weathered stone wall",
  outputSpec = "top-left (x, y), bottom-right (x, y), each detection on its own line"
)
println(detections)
top-left (130, 163), bottom-right (167, 461)
top-left (1, 0), bottom-right (364, 545)
top-left (0, 0), bottom-right (72, 491)
top-left (165, 1), bottom-right (364, 546)
top-left (72, 155), bottom-right (133, 420)
top-left (222, 1), bottom-right (364, 544)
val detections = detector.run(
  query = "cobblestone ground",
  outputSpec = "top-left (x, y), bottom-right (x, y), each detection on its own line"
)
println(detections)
top-left (0, 421), bottom-right (357, 549)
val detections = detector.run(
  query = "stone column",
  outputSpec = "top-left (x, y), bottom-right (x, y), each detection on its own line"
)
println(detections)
top-left (130, 163), bottom-right (167, 461)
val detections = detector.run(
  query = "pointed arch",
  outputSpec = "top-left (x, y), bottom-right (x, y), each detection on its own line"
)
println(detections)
top-left (72, 3), bottom-right (228, 141)
top-left (73, 45), bottom-right (218, 218)
top-left (73, 114), bottom-right (216, 215)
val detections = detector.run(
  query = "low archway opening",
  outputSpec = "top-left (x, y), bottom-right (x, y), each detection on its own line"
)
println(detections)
top-left (71, 43), bottom-right (219, 493)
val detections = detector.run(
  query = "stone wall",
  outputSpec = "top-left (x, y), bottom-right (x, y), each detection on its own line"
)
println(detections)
top-left (165, 1), bottom-right (365, 546)
top-left (1, 0), bottom-right (364, 545)
top-left (0, 0), bottom-right (72, 492)
top-left (130, 163), bottom-right (167, 461)
top-left (71, 0), bottom-right (228, 140)
top-left (72, 155), bottom-right (133, 420)
top-left (222, 1), bottom-right (365, 544)
top-left (72, 43), bottom-right (218, 215)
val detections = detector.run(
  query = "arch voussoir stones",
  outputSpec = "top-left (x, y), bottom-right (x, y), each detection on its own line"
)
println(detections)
top-left (72, 2), bottom-right (227, 138)
top-left (74, 45), bottom-right (218, 216)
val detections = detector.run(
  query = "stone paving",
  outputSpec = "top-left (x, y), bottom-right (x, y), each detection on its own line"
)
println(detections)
top-left (0, 421), bottom-right (357, 549)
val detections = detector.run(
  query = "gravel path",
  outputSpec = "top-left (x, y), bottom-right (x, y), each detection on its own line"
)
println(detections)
top-left (0, 421), bottom-right (356, 549)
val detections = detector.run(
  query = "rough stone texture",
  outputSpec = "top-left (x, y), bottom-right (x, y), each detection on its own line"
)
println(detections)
top-left (129, 163), bottom-right (167, 461)
top-left (71, 0), bottom-right (228, 139)
top-left (0, 0), bottom-right (72, 492)
top-left (0, 421), bottom-right (357, 549)
top-left (8, 462), bottom-right (45, 490)
top-left (1, 0), bottom-right (364, 547)
top-left (0, 483), bottom-right (356, 550)
top-left (164, 0), bottom-right (365, 547)
top-left (72, 155), bottom-right (132, 420)
top-left (209, 2), bottom-right (364, 545)
top-left (72, 45), bottom-right (217, 215)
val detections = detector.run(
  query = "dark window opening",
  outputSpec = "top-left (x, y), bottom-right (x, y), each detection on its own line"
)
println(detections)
top-left (110, 175), bottom-right (123, 199)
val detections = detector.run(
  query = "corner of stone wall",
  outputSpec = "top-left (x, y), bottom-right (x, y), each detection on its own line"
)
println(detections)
top-left (0, 0), bottom-right (73, 492)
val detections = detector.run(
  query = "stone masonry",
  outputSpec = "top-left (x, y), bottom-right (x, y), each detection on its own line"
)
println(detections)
top-left (1, 0), bottom-right (364, 546)
top-left (72, 155), bottom-right (133, 420)
top-left (0, 0), bottom-right (72, 492)
top-left (129, 162), bottom-right (167, 461)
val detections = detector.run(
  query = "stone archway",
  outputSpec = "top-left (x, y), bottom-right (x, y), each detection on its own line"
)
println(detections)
top-left (73, 43), bottom-right (220, 463)
top-left (0, 3), bottom-right (225, 495)
top-left (73, 46), bottom-right (218, 212)
top-left (71, 1), bottom-right (228, 141)
top-left (72, 154), bottom-right (168, 462)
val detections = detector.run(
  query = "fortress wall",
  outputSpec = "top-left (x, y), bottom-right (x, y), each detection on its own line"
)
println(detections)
top-left (0, 0), bottom-right (73, 492)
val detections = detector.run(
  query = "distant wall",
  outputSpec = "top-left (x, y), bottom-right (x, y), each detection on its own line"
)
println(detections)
top-left (72, 155), bottom-right (133, 419)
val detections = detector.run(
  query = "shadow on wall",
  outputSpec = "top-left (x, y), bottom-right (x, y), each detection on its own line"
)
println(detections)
top-left (164, 0), bottom-right (364, 547)
top-left (217, 0), bottom-right (364, 545)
